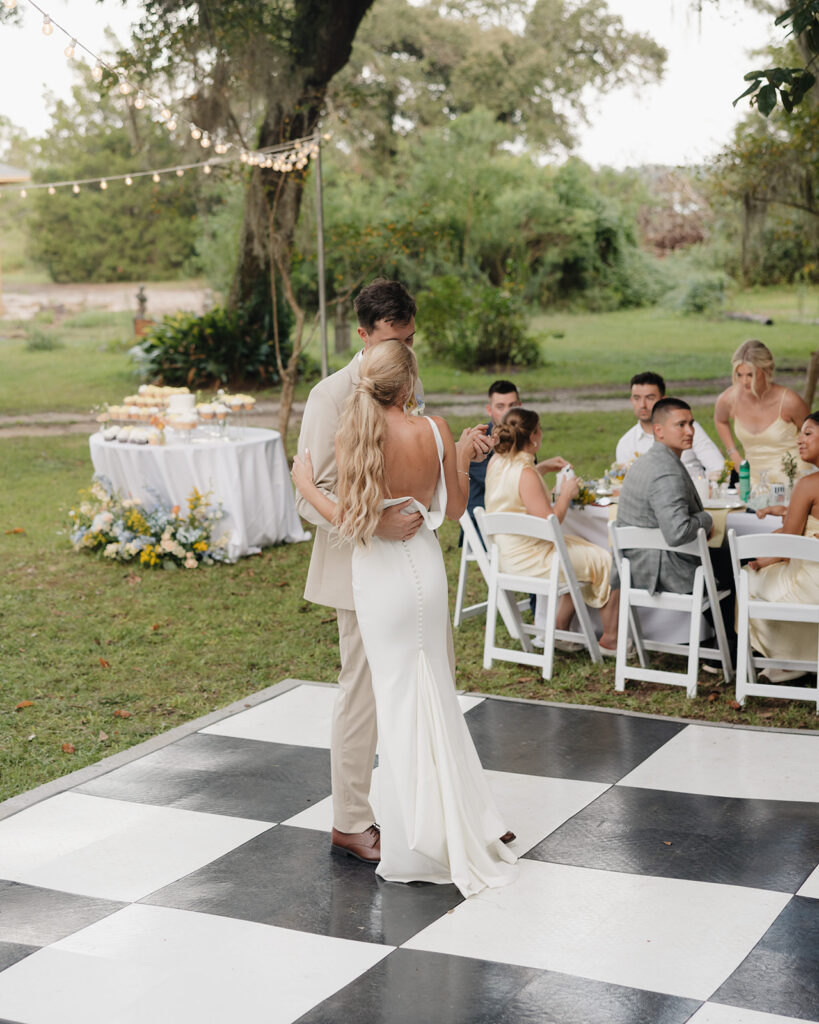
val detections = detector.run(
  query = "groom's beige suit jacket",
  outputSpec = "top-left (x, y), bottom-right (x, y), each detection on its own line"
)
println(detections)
top-left (295, 354), bottom-right (360, 610)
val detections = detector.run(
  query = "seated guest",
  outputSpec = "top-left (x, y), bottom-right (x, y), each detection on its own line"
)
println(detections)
top-left (467, 379), bottom-right (568, 526)
top-left (745, 411), bottom-right (819, 683)
top-left (485, 408), bottom-right (620, 655)
top-left (616, 371), bottom-right (723, 479)
top-left (614, 398), bottom-right (714, 595)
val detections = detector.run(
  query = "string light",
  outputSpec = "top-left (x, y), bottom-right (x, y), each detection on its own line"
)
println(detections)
top-left (125, 176), bottom-right (133, 186)
top-left (166, 118), bottom-right (177, 131)
top-left (203, 163), bottom-right (211, 175)
top-left (3, 0), bottom-right (19, 10)
top-left (91, 63), bottom-right (103, 82)
top-left (64, 38), bottom-right (76, 59)
top-left (152, 173), bottom-right (160, 183)
top-left (175, 168), bottom-right (184, 177)
top-left (72, 183), bottom-right (80, 194)
top-left (20, 188), bottom-right (27, 198)
top-left (190, 127), bottom-right (202, 140)
top-left (200, 133), bottom-right (211, 148)
top-left (48, 186), bottom-right (56, 195)
top-left (134, 93), bottom-right (146, 110)
top-left (41, 14), bottom-right (53, 35)
top-left (119, 80), bottom-right (131, 95)
top-left (99, 179), bottom-right (108, 190)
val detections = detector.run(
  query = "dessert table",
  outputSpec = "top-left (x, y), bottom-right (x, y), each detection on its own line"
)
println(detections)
top-left (89, 427), bottom-right (310, 561)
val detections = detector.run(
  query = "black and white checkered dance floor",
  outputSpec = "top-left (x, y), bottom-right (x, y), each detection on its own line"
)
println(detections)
top-left (0, 680), bottom-right (817, 1024)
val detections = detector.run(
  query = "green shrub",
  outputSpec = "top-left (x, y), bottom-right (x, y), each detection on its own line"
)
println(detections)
top-left (666, 271), bottom-right (732, 315)
top-left (25, 327), bottom-right (63, 351)
top-left (418, 276), bottom-right (541, 370)
top-left (134, 301), bottom-right (311, 389)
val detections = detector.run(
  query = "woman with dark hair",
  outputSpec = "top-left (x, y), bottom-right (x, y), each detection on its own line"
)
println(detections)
top-left (292, 339), bottom-right (516, 898)
top-left (714, 339), bottom-right (810, 488)
top-left (746, 411), bottom-right (819, 679)
top-left (484, 408), bottom-right (620, 654)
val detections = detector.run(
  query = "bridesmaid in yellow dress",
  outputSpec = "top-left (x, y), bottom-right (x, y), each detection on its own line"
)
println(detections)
top-left (714, 339), bottom-right (810, 488)
top-left (747, 411), bottom-right (819, 680)
top-left (484, 408), bottom-right (620, 655)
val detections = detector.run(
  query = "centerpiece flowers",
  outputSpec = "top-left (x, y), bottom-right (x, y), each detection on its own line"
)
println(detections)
top-left (69, 477), bottom-right (231, 568)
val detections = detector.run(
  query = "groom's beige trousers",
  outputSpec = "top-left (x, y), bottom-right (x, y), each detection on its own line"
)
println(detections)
top-left (296, 355), bottom-right (380, 833)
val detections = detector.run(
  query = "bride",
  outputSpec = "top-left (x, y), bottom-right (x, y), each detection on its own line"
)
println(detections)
top-left (292, 339), bottom-right (517, 898)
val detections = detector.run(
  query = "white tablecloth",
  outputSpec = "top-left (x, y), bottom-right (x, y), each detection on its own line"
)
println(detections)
top-left (536, 503), bottom-right (783, 643)
top-left (89, 427), bottom-right (310, 561)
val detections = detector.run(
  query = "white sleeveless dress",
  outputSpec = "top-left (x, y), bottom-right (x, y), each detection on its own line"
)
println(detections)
top-left (351, 417), bottom-right (517, 898)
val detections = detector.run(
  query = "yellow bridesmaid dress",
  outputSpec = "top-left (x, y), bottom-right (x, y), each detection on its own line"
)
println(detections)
top-left (734, 391), bottom-right (811, 488)
top-left (484, 452), bottom-right (611, 608)
top-left (747, 513), bottom-right (819, 663)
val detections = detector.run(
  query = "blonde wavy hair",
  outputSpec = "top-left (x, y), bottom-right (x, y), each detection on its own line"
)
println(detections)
top-left (732, 339), bottom-right (775, 397)
top-left (335, 339), bottom-right (418, 545)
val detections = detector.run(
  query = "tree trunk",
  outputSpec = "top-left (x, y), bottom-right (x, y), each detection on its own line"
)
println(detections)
top-left (335, 297), bottom-right (351, 354)
top-left (227, 1), bottom-right (374, 313)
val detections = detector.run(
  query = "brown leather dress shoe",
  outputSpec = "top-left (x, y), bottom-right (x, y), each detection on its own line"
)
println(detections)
top-left (331, 824), bottom-right (381, 864)
top-left (500, 831), bottom-right (516, 844)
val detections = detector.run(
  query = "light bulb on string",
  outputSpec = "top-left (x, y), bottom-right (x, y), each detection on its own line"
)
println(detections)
top-left (152, 173), bottom-right (160, 183)
top-left (125, 176), bottom-right (133, 186)
top-left (134, 93), bottom-right (145, 110)
top-left (72, 183), bottom-right (80, 194)
top-left (48, 186), bottom-right (56, 195)
top-left (160, 108), bottom-right (171, 121)
top-left (119, 81), bottom-right (131, 95)
top-left (200, 134), bottom-right (211, 148)
top-left (166, 119), bottom-right (177, 131)
top-left (203, 164), bottom-right (212, 175)
top-left (92, 64), bottom-right (103, 82)
top-left (64, 39), bottom-right (76, 59)
top-left (3, 0), bottom-right (18, 10)
top-left (240, 151), bottom-right (248, 164)
top-left (20, 188), bottom-right (27, 198)
top-left (42, 15), bottom-right (54, 35)
top-left (190, 127), bottom-right (202, 140)
top-left (99, 180), bottom-right (108, 190)
top-left (175, 168), bottom-right (184, 177)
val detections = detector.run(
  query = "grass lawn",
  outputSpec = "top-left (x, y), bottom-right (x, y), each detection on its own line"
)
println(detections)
top-left (1, 414), bottom-right (817, 805)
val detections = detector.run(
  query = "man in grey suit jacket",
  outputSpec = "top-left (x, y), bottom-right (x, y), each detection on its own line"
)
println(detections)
top-left (295, 279), bottom-right (492, 865)
top-left (614, 398), bottom-right (713, 594)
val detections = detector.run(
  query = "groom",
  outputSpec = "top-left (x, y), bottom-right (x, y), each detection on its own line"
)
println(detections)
top-left (295, 279), bottom-right (492, 864)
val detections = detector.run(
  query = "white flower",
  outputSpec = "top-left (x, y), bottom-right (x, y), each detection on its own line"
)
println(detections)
top-left (104, 542), bottom-right (121, 558)
top-left (91, 511), bottom-right (114, 532)
top-left (184, 553), bottom-right (198, 569)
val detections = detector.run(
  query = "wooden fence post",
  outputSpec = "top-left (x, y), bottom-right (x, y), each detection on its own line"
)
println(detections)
top-left (804, 350), bottom-right (819, 409)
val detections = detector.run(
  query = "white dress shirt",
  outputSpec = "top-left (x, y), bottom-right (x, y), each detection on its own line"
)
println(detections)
top-left (615, 421), bottom-right (724, 477)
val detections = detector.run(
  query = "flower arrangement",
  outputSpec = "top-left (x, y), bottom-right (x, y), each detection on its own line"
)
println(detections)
top-left (68, 477), bottom-right (231, 568)
top-left (573, 481), bottom-right (598, 507)
top-left (717, 458), bottom-right (733, 485)
top-left (782, 451), bottom-right (798, 489)
top-left (608, 461), bottom-right (628, 482)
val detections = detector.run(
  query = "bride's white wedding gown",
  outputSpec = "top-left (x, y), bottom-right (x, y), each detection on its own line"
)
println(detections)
top-left (352, 417), bottom-right (517, 898)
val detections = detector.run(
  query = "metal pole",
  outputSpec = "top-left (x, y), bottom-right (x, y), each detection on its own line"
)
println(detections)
top-left (314, 134), bottom-right (329, 378)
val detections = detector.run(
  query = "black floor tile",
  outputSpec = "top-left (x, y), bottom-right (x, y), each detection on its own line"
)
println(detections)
top-left (465, 701), bottom-right (684, 782)
top-left (76, 733), bottom-right (331, 822)
top-left (296, 948), bottom-right (701, 1024)
top-left (0, 881), bottom-right (125, 947)
top-left (711, 896), bottom-right (819, 1020)
top-left (527, 787), bottom-right (819, 891)
top-left (143, 825), bottom-right (462, 946)
top-left (0, 944), bottom-right (37, 974)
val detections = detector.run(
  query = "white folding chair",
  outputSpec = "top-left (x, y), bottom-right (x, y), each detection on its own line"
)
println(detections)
top-left (453, 510), bottom-right (530, 637)
top-left (476, 509), bottom-right (602, 679)
top-left (609, 523), bottom-right (734, 698)
top-left (728, 528), bottom-right (819, 713)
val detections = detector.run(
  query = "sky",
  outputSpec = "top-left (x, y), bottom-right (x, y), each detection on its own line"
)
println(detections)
top-left (0, 0), bottom-right (779, 169)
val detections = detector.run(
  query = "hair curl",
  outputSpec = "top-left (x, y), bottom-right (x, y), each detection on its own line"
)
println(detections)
top-left (335, 340), bottom-right (418, 545)
top-left (732, 339), bottom-right (774, 397)
top-left (493, 407), bottom-right (540, 456)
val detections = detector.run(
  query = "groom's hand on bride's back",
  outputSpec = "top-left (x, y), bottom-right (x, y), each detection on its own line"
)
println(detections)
top-left (374, 500), bottom-right (424, 541)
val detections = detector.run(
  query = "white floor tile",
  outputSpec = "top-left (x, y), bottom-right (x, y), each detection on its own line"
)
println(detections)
top-left (403, 860), bottom-right (789, 1001)
top-left (0, 904), bottom-right (391, 1024)
top-left (619, 725), bottom-right (819, 803)
top-left (484, 771), bottom-right (609, 854)
top-left (201, 683), bottom-right (337, 747)
top-left (690, 1004), bottom-right (814, 1024)
top-left (797, 864), bottom-right (819, 899)
top-left (201, 684), bottom-right (484, 748)
top-left (0, 793), bottom-right (271, 902)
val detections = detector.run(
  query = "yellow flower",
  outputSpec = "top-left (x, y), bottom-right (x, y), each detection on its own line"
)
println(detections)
top-left (194, 541), bottom-right (208, 552)
top-left (139, 544), bottom-right (159, 566)
top-left (126, 509), bottom-right (150, 534)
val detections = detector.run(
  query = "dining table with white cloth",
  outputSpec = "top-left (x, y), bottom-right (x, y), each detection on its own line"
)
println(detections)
top-left (534, 501), bottom-right (783, 642)
top-left (89, 427), bottom-right (310, 561)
